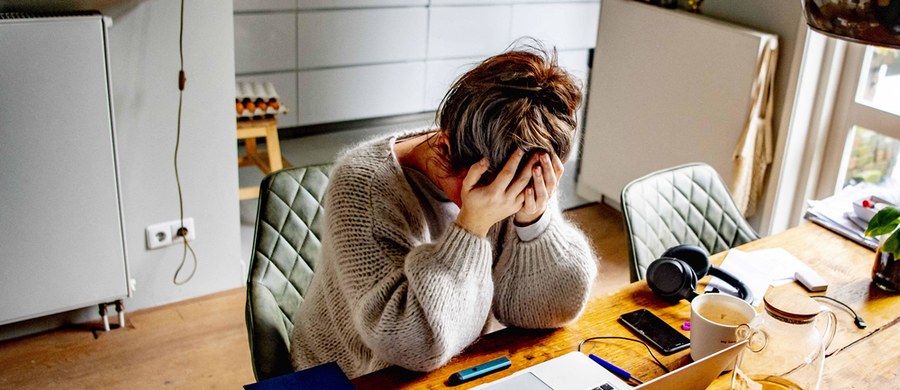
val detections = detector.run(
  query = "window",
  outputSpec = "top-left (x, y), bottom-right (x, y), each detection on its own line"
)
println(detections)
top-left (818, 45), bottom-right (900, 197)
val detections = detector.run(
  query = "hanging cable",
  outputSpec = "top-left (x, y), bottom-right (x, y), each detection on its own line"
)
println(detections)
top-left (173, 0), bottom-right (197, 285)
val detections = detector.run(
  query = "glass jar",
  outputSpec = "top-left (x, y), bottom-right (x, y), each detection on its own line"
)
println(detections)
top-left (873, 238), bottom-right (900, 292)
top-left (732, 287), bottom-right (837, 390)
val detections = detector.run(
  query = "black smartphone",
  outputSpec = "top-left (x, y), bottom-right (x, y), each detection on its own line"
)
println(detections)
top-left (618, 308), bottom-right (690, 355)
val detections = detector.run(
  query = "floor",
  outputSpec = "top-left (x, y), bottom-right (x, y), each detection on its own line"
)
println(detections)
top-left (0, 289), bottom-right (253, 389)
top-left (0, 202), bottom-right (629, 389)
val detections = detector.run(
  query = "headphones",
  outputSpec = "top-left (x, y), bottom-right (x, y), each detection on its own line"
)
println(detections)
top-left (645, 244), bottom-right (754, 304)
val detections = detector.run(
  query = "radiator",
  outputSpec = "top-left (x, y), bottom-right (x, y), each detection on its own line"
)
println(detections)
top-left (0, 12), bottom-right (129, 326)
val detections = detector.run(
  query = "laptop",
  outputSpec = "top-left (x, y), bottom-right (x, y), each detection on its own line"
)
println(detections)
top-left (472, 340), bottom-right (747, 390)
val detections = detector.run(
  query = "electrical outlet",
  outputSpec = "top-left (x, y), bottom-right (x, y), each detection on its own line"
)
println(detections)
top-left (146, 222), bottom-right (173, 249)
top-left (145, 217), bottom-right (196, 250)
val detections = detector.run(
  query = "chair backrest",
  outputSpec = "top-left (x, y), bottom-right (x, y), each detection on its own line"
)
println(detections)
top-left (620, 163), bottom-right (759, 282)
top-left (245, 164), bottom-right (331, 381)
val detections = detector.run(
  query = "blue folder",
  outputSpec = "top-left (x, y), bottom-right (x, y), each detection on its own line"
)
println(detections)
top-left (244, 361), bottom-right (356, 390)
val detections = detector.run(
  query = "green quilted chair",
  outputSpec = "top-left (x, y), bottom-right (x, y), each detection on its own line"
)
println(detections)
top-left (620, 163), bottom-right (759, 282)
top-left (245, 164), bottom-right (332, 381)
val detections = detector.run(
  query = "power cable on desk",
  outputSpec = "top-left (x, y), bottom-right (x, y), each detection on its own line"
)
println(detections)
top-left (172, 0), bottom-right (197, 285)
top-left (578, 336), bottom-right (671, 374)
top-left (811, 295), bottom-right (867, 329)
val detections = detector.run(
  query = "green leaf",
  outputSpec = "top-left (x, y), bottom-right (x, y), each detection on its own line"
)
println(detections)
top-left (883, 228), bottom-right (900, 257)
top-left (865, 207), bottom-right (900, 237)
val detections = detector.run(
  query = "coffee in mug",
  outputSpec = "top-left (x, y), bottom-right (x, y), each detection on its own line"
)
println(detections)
top-left (690, 293), bottom-right (757, 361)
top-left (697, 302), bottom-right (751, 326)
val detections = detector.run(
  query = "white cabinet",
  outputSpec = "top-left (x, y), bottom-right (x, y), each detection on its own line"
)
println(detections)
top-left (234, 13), bottom-right (296, 73)
top-left (0, 15), bottom-right (128, 326)
top-left (297, 62), bottom-right (426, 125)
top-left (427, 6), bottom-right (512, 59)
top-left (235, 1), bottom-right (600, 126)
top-left (424, 49), bottom-right (591, 113)
top-left (424, 57), bottom-right (480, 110)
top-left (511, 2), bottom-right (600, 50)
top-left (429, 0), bottom-right (516, 4)
top-left (233, 0), bottom-right (295, 12)
top-left (297, 8), bottom-right (427, 69)
top-left (298, 0), bottom-right (426, 9)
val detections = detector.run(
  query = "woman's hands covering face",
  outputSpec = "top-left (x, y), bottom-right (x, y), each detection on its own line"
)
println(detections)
top-left (514, 152), bottom-right (564, 226)
top-left (455, 149), bottom-right (563, 237)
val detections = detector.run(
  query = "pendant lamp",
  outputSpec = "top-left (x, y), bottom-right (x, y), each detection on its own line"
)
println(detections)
top-left (802, 0), bottom-right (900, 49)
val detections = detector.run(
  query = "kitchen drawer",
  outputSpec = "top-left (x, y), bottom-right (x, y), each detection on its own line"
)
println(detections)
top-left (432, 0), bottom-right (599, 4)
top-left (428, 5), bottom-right (512, 59)
top-left (233, 0), bottom-right (295, 12)
top-left (297, 62), bottom-right (426, 125)
top-left (298, 8), bottom-right (427, 69)
top-left (423, 57), bottom-right (480, 111)
top-left (428, 0), bottom-right (515, 6)
top-left (234, 13), bottom-right (296, 73)
top-left (511, 2), bottom-right (600, 50)
top-left (424, 50), bottom-right (590, 111)
top-left (298, 0), bottom-right (426, 9)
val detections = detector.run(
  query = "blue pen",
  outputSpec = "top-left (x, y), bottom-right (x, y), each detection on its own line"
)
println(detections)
top-left (588, 354), bottom-right (643, 384)
top-left (448, 356), bottom-right (511, 385)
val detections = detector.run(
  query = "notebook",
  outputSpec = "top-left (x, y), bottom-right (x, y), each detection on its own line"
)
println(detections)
top-left (473, 340), bottom-right (747, 390)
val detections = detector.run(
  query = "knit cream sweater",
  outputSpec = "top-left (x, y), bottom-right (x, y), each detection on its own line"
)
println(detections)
top-left (290, 133), bottom-right (598, 378)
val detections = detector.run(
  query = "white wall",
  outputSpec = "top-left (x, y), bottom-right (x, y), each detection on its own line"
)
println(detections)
top-left (0, 0), bottom-right (242, 338)
top-left (108, 0), bottom-right (243, 310)
top-left (690, 0), bottom-right (806, 232)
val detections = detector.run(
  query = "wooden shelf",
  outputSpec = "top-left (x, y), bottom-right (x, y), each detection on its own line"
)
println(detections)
top-left (237, 118), bottom-right (291, 200)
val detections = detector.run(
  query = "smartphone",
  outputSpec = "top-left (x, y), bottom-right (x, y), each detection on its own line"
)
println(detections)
top-left (618, 308), bottom-right (690, 355)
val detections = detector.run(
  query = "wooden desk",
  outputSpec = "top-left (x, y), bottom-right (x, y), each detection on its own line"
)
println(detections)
top-left (237, 118), bottom-right (291, 200)
top-left (352, 223), bottom-right (900, 389)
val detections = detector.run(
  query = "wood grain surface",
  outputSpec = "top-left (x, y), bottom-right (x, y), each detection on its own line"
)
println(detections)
top-left (0, 289), bottom-right (255, 389)
top-left (352, 223), bottom-right (900, 389)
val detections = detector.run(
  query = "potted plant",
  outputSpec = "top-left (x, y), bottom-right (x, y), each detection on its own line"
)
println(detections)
top-left (865, 207), bottom-right (900, 292)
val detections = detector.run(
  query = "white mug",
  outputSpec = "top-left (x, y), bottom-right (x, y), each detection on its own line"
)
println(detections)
top-left (690, 293), bottom-right (757, 361)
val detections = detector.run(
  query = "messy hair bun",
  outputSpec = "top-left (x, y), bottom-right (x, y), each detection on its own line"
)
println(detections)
top-left (436, 39), bottom-right (583, 181)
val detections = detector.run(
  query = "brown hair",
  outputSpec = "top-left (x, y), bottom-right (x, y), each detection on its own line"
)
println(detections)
top-left (434, 41), bottom-right (583, 183)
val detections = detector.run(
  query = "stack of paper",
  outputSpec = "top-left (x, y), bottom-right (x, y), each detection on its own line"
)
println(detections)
top-left (705, 248), bottom-right (819, 306)
top-left (803, 182), bottom-right (896, 250)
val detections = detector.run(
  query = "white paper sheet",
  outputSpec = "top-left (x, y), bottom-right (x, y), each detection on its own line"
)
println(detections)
top-left (704, 248), bottom-right (819, 306)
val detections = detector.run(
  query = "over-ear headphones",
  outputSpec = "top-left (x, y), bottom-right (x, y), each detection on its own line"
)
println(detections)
top-left (646, 244), bottom-right (754, 304)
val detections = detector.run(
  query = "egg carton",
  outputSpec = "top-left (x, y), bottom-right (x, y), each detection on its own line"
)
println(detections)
top-left (235, 81), bottom-right (289, 120)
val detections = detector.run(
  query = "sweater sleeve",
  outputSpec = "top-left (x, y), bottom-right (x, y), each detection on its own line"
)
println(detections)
top-left (327, 163), bottom-right (495, 373)
top-left (491, 201), bottom-right (598, 329)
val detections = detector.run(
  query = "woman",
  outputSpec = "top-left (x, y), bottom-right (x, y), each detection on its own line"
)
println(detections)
top-left (290, 44), bottom-right (598, 378)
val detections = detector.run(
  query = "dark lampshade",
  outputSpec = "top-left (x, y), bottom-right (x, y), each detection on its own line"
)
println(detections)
top-left (802, 0), bottom-right (900, 49)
